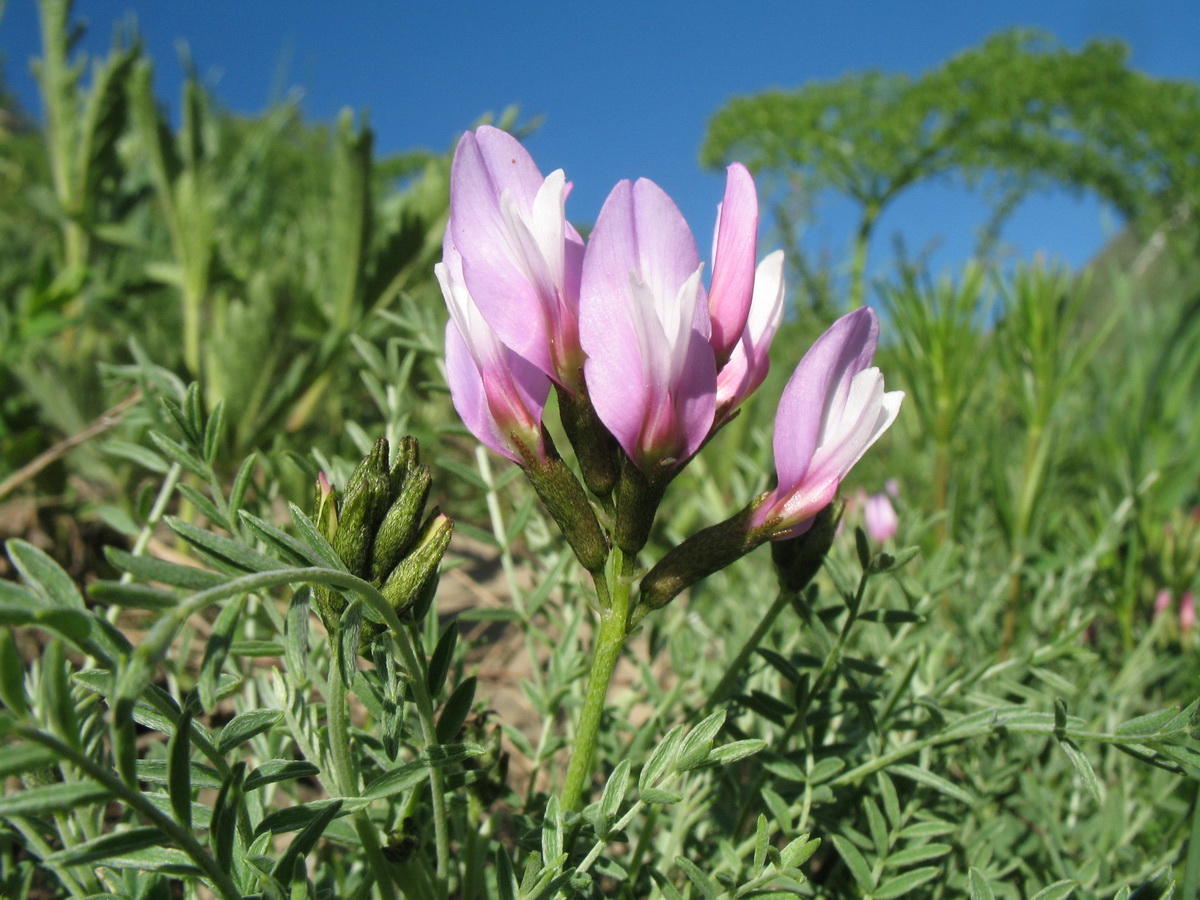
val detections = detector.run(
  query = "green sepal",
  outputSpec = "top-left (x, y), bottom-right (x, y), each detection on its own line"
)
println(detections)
top-left (556, 384), bottom-right (619, 498)
top-left (769, 502), bottom-right (840, 593)
top-left (523, 445), bottom-right (609, 575)
top-left (613, 456), bottom-right (667, 555)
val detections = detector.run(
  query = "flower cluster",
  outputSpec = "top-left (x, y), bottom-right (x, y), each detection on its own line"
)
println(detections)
top-left (312, 437), bottom-right (453, 643)
top-left (437, 126), bottom-right (902, 606)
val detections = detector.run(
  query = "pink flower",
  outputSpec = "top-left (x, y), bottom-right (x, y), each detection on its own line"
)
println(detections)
top-left (1181, 591), bottom-right (1195, 634)
top-left (1154, 588), bottom-right (1173, 620)
top-left (752, 307), bottom-right (904, 540)
top-left (865, 493), bottom-right (899, 542)
top-left (445, 126), bottom-right (586, 389)
top-left (579, 178), bottom-right (717, 472)
top-left (437, 245), bottom-right (551, 465)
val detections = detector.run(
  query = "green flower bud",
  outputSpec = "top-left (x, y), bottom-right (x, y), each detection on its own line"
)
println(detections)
top-left (371, 464), bottom-right (432, 581)
top-left (331, 438), bottom-right (392, 580)
top-left (312, 437), bottom-right (441, 637)
top-left (389, 435), bottom-right (418, 499)
top-left (312, 472), bottom-right (343, 630)
top-left (379, 511), bottom-right (454, 617)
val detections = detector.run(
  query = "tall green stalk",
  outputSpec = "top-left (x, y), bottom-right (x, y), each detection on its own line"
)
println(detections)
top-left (560, 550), bottom-right (634, 812)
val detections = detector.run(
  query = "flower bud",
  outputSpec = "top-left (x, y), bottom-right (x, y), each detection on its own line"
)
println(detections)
top-left (331, 439), bottom-right (392, 581)
top-left (371, 465), bottom-right (432, 581)
top-left (380, 512), bottom-right (454, 616)
top-left (389, 435), bottom-right (418, 498)
top-left (312, 436), bottom-right (451, 643)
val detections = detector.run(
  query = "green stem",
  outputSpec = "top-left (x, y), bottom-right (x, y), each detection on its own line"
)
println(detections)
top-left (325, 663), bottom-right (358, 796)
top-left (325, 665), bottom-right (397, 900)
top-left (388, 623), bottom-right (452, 892)
top-left (560, 551), bottom-right (633, 812)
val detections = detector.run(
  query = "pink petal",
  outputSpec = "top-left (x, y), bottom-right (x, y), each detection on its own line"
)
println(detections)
top-left (772, 307), bottom-right (879, 492)
top-left (865, 493), bottom-right (899, 542)
top-left (449, 127), bottom-right (583, 384)
top-left (717, 250), bottom-right (785, 412)
top-left (708, 163), bottom-right (759, 364)
top-left (438, 257), bottom-right (550, 464)
top-left (581, 179), bottom-right (716, 468)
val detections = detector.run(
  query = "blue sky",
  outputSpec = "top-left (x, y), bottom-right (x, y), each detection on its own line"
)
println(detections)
top-left (5, 1), bottom-right (1200, 299)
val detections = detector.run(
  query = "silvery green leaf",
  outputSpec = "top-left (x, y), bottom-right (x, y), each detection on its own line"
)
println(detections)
top-left (889, 763), bottom-right (974, 804)
top-left (1058, 739), bottom-right (1103, 802)
top-left (43, 827), bottom-right (166, 867)
top-left (599, 758), bottom-right (631, 824)
top-left (244, 760), bottom-right (321, 791)
top-left (675, 856), bottom-right (721, 900)
top-left (705, 739), bottom-right (766, 767)
top-left (105, 547), bottom-right (226, 591)
top-left (873, 867), bottom-right (940, 899)
top-left (885, 843), bottom-right (953, 867)
top-left (969, 868), bottom-right (998, 900)
top-left (217, 709), bottom-right (282, 755)
top-left (1030, 880), bottom-right (1077, 900)
top-left (0, 781), bottom-right (109, 816)
top-left (676, 710), bottom-right (725, 771)
top-left (829, 834), bottom-right (873, 891)
top-left (639, 724), bottom-right (683, 789)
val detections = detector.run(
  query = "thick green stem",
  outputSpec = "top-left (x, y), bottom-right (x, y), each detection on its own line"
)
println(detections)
top-left (388, 624), bottom-right (452, 892)
top-left (560, 552), bottom-right (633, 812)
top-left (326, 664), bottom-right (397, 900)
top-left (848, 203), bottom-right (878, 310)
top-left (325, 664), bottom-right (358, 796)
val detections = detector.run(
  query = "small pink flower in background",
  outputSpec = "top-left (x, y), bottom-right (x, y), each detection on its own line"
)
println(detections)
top-left (865, 493), bottom-right (899, 542)
top-left (1154, 588), bottom-right (1173, 620)
top-left (445, 126), bottom-right (586, 389)
top-left (885, 478), bottom-right (900, 498)
top-left (1181, 591), bottom-right (1196, 634)
top-left (752, 307), bottom-right (904, 540)
top-left (438, 246), bottom-right (551, 465)
top-left (580, 177), bottom-right (717, 472)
